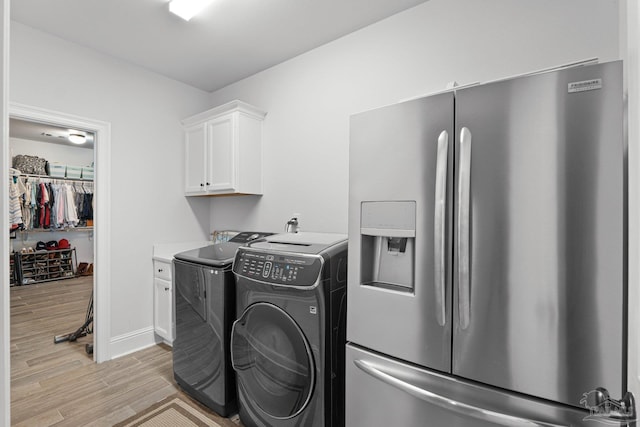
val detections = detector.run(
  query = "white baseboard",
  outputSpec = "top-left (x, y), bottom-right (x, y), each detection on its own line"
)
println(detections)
top-left (109, 326), bottom-right (157, 359)
top-left (154, 335), bottom-right (174, 347)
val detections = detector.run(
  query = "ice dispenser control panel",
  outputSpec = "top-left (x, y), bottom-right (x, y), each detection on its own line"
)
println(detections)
top-left (233, 249), bottom-right (322, 286)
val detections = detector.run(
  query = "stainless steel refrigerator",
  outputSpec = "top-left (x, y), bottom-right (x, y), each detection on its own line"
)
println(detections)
top-left (346, 61), bottom-right (633, 426)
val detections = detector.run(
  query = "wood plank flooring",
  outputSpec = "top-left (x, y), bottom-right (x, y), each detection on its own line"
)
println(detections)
top-left (10, 276), bottom-right (241, 426)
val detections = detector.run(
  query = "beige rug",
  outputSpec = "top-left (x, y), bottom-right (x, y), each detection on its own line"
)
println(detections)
top-left (114, 394), bottom-right (223, 427)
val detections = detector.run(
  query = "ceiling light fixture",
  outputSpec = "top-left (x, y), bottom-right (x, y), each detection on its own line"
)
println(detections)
top-left (68, 133), bottom-right (86, 144)
top-left (169, 0), bottom-right (214, 21)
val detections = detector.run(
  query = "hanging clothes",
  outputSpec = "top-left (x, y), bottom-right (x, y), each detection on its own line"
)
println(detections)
top-left (9, 169), bottom-right (25, 228)
top-left (29, 179), bottom-right (36, 229)
top-left (63, 183), bottom-right (79, 227)
top-left (49, 182), bottom-right (57, 228)
top-left (74, 182), bottom-right (84, 222)
top-left (21, 178), bottom-right (32, 229)
top-left (16, 175), bottom-right (94, 230)
top-left (83, 192), bottom-right (93, 221)
top-left (52, 183), bottom-right (64, 228)
top-left (38, 182), bottom-right (51, 229)
top-left (45, 182), bottom-right (52, 228)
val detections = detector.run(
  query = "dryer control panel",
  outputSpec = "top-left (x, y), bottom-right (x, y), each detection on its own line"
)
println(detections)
top-left (233, 249), bottom-right (323, 287)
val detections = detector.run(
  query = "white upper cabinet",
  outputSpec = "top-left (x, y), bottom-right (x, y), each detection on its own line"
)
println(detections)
top-left (182, 100), bottom-right (266, 196)
top-left (207, 114), bottom-right (234, 191)
top-left (184, 124), bottom-right (207, 193)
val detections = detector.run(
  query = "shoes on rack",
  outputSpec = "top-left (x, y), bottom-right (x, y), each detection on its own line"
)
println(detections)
top-left (81, 263), bottom-right (94, 276)
top-left (77, 263), bottom-right (93, 276)
top-left (77, 262), bottom-right (88, 275)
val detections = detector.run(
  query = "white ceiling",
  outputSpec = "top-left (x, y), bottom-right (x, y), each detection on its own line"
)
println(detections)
top-left (10, 118), bottom-right (95, 149)
top-left (11, 0), bottom-right (430, 92)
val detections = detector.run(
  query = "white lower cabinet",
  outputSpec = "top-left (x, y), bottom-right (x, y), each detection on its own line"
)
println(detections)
top-left (153, 260), bottom-right (173, 344)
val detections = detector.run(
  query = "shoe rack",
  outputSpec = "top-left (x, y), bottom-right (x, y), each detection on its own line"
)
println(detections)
top-left (14, 247), bottom-right (78, 285)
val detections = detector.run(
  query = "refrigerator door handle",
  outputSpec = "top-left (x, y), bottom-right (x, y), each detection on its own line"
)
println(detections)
top-left (457, 127), bottom-right (472, 330)
top-left (353, 358), bottom-right (567, 427)
top-left (434, 130), bottom-right (449, 326)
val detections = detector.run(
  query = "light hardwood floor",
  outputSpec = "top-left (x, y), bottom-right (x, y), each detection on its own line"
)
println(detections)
top-left (10, 276), bottom-right (240, 426)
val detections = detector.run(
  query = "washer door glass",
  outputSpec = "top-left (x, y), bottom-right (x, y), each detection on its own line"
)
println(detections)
top-left (231, 302), bottom-right (315, 419)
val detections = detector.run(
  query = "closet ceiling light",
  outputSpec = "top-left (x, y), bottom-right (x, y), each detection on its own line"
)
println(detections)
top-left (68, 133), bottom-right (86, 144)
top-left (168, 0), bottom-right (214, 21)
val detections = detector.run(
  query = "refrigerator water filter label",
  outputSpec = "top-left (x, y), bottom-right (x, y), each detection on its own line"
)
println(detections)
top-left (568, 78), bottom-right (602, 93)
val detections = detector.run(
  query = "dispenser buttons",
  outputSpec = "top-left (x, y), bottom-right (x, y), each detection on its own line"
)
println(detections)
top-left (263, 261), bottom-right (272, 278)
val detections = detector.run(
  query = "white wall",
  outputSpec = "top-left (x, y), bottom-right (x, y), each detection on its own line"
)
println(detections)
top-left (207, 0), bottom-right (621, 235)
top-left (9, 21), bottom-right (212, 350)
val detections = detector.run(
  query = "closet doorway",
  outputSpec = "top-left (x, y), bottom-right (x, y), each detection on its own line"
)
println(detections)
top-left (7, 103), bottom-right (111, 367)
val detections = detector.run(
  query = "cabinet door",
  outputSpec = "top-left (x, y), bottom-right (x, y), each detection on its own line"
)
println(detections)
top-left (185, 124), bottom-right (207, 193)
top-left (206, 114), bottom-right (236, 192)
top-left (154, 260), bottom-right (171, 281)
top-left (154, 277), bottom-right (173, 343)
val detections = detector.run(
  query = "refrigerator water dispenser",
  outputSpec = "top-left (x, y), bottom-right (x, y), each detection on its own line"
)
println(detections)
top-left (360, 201), bottom-right (415, 292)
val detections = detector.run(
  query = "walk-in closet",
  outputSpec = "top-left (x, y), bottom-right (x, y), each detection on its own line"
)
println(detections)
top-left (9, 118), bottom-right (95, 284)
top-left (8, 118), bottom-right (96, 409)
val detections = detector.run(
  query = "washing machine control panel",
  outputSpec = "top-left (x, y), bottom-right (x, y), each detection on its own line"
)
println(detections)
top-left (233, 249), bottom-right (323, 286)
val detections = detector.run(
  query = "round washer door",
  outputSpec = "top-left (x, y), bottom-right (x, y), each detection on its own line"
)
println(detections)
top-left (231, 302), bottom-right (315, 419)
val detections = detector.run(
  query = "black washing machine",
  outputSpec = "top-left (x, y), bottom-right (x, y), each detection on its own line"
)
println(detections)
top-left (230, 232), bottom-right (348, 427)
top-left (172, 231), bottom-right (273, 417)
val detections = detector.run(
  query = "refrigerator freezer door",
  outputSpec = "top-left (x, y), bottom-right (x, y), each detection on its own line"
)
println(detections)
top-left (453, 61), bottom-right (624, 407)
top-left (348, 93), bottom-right (454, 372)
top-left (346, 344), bottom-right (588, 427)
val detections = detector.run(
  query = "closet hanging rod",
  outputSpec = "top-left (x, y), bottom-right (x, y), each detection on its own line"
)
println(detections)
top-left (18, 173), bottom-right (93, 183)
top-left (15, 226), bottom-right (93, 233)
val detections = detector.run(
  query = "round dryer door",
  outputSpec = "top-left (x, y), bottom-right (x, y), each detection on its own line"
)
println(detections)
top-left (231, 302), bottom-right (315, 419)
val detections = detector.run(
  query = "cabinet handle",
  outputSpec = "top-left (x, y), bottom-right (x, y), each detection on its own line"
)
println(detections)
top-left (206, 182), bottom-right (210, 185)
top-left (158, 268), bottom-right (163, 272)
top-left (200, 183), bottom-right (204, 187)
top-left (164, 287), bottom-right (170, 291)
